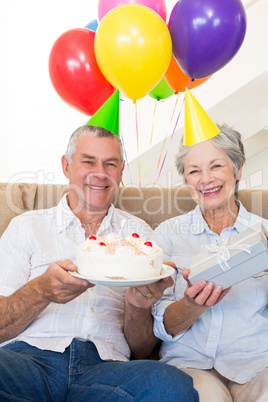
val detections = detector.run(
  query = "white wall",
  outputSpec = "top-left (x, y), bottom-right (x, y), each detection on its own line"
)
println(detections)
top-left (0, 0), bottom-right (179, 184)
top-left (241, 149), bottom-right (268, 190)
top-left (0, 0), bottom-right (267, 188)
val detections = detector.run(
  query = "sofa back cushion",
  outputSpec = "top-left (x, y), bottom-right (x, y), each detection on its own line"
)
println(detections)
top-left (0, 182), bottom-right (268, 237)
top-left (0, 186), bottom-right (25, 237)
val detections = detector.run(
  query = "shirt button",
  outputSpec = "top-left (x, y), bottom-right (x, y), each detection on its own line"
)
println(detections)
top-left (212, 334), bottom-right (217, 339)
top-left (91, 307), bottom-right (95, 313)
top-left (231, 373), bottom-right (236, 379)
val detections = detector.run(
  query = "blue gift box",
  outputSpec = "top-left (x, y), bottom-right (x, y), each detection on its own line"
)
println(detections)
top-left (188, 222), bottom-right (268, 290)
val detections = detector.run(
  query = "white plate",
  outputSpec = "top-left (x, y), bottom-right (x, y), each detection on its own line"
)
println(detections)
top-left (69, 264), bottom-right (175, 287)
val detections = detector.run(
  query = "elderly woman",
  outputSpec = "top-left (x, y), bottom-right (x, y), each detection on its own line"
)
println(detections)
top-left (149, 127), bottom-right (268, 402)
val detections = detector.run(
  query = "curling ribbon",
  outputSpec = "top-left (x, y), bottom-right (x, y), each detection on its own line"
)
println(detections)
top-left (134, 100), bottom-right (141, 187)
top-left (153, 93), bottom-right (180, 186)
top-left (144, 99), bottom-right (158, 178)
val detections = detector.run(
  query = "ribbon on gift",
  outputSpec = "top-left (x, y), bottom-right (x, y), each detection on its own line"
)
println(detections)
top-left (202, 240), bottom-right (252, 272)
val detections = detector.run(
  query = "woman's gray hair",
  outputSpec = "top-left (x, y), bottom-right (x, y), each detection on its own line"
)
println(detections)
top-left (175, 125), bottom-right (246, 192)
top-left (65, 125), bottom-right (124, 164)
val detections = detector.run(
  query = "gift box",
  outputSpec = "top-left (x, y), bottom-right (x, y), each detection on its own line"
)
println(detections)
top-left (188, 222), bottom-right (268, 290)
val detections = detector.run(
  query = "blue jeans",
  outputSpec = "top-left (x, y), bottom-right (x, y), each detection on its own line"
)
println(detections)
top-left (0, 339), bottom-right (198, 401)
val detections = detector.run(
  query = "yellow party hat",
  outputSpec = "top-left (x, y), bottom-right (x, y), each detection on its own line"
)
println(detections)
top-left (184, 87), bottom-right (220, 146)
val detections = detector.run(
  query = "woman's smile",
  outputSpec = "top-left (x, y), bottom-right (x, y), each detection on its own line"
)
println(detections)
top-left (200, 185), bottom-right (223, 196)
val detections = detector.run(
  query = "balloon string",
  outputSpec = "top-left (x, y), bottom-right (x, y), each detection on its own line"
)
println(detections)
top-left (187, 78), bottom-right (192, 89)
top-left (156, 93), bottom-right (185, 184)
top-left (144, 99), bottom-right (157, 179)
top-left (153, 93), bottom-right (180, 187)
top-left (120, 129), bottom-right (132, 186)
top-left (134, 101), bottom-right (141, 187)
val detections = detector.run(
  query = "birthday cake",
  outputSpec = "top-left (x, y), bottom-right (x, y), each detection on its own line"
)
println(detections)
top-left (76, 233), bottom-right (163, 279)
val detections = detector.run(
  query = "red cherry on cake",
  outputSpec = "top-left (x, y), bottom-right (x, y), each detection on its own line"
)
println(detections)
top-left (89, 236), bottom-right (97, 240)
top-left (132, 233), bottom-right (140, 238)
top-left (144, 241), bottom-right (153, 247)
top-left (99, 242), bottom-right (106, 246)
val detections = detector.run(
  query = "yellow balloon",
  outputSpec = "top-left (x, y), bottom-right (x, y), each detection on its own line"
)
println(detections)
top-left (94, 4), bottom-right (172, 100)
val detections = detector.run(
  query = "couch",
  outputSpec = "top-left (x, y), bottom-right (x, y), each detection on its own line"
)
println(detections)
top-left (1, 182), bottom-right (268, 360)
top-left (1, 182), bottom-right (268, 237)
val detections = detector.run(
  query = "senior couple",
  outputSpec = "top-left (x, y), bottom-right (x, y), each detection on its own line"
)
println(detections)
top-left (0, 92), bottom-right (267, 401)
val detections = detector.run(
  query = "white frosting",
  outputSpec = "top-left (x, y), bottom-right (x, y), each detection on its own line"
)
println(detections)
top-left (88, 244), bottom-right (108, 254)
top-left (140, 241), bottom-right (159, 255)
top-left (76, 233), bottom-right (163, 279)
top-left (125, 235), bottom-right (143, 247)
top-left (115, 246), bottom-right (135, 256)
top-left (103, 233), bottom-right (119, 243)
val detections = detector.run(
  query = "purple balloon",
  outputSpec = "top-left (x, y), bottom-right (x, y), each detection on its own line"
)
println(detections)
top-left (168, 0), bottom-right (247, 79)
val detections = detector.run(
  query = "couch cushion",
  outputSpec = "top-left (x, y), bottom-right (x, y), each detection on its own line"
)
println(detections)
top-left (114, 186), bottom-right (196, 229)
top-left (0, 186), bottom-right (25, 237)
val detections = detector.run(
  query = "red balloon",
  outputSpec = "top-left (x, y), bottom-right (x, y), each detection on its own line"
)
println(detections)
top-left (49, 28), bottom-right (115, 116)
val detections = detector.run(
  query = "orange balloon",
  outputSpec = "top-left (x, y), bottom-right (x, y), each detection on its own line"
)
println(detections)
top-left (165, 54), bottom-right (211, 93)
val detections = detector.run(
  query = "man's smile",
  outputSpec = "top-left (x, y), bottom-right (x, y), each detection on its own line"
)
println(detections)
top-left (86, 184), bottom-right (108, 190)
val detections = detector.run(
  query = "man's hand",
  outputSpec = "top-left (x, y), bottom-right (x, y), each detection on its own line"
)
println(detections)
top-left (35, 259), bottom-right (92, 304)
top-left (0, 259), bottom-right (93, 343)
top-left (125, 262), bottom-right (175, 309)
top-left (124, 262), bottom-right (175, 359)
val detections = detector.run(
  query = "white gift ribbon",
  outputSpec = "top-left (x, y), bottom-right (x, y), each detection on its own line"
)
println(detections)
top-left (202, 239), bottom-right (252, 272)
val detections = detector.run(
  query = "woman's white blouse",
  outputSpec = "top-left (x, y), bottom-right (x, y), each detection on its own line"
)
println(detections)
top-left (152, 201), bottom-right (268, 384)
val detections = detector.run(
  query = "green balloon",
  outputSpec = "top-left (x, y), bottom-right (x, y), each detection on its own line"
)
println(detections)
top-left (148, 77), bottom-right (175, 101)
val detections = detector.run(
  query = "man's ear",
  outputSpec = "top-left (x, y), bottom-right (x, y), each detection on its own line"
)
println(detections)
top-left (61, 155), bottom-right (70, 179)
top-left (120, 160), bottom-right (125, 181)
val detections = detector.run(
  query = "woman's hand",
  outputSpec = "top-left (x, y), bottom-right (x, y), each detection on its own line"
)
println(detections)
top-left (163, 268), bottom-right (231, 337)
top-left (182, 268), bottom-right (231, 307)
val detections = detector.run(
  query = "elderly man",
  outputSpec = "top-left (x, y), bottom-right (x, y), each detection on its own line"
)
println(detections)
top-left (0, 124), bottom-right (198, 401)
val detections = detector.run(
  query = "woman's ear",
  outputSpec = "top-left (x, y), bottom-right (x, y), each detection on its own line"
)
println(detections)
top-left (236, 164), bottom-right (242, 180)
top-left (61, 155), bottom-right (70, 179)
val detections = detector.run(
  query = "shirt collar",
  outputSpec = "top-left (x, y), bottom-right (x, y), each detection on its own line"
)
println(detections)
top-left (97, 203), bottom-right (114, 235)
top-left (191, 205), bottom-right (207, 235)
top-left (55, 194), bottom-right (79, 234)
top-left (55, 193), bottom-right (116, 235)
top-left (233, 200), bottom-right (253, 232)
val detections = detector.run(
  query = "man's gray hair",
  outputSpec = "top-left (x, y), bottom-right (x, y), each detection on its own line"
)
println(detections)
top-left (175, 125), bottom-right (246, 192)
top-left (65, 125), bottom-right (124, 164)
